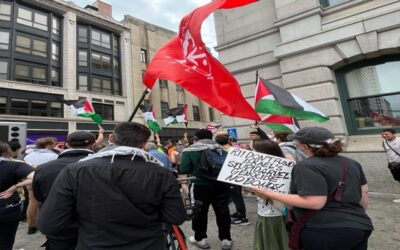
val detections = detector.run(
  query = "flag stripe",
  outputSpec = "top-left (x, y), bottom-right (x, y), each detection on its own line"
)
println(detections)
top-left (261, 79), bottom-right (303, 110)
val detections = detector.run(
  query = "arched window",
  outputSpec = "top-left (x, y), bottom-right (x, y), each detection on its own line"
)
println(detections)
top-left (336, 56), bottom-right (400, 134)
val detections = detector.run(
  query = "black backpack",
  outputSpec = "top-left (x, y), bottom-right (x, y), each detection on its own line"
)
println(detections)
top-left (198, 147), bottom-right (228, 180)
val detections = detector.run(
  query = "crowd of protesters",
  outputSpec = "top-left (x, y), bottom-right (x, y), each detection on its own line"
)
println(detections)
top-left (0, 121), bottom-right (385, 250)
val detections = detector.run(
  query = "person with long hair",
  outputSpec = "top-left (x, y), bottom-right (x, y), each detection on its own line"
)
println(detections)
top-left (252, 140), bottom-right (289, 250)
top-left (251, 127), bottom-right (373, 250)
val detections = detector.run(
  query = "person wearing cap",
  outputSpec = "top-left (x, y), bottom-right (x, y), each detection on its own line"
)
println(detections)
top-left (249, 124), bottom-right (269, 150)
top-left (251, 127), bottom-right (373, 250)
top-left (32, 131), bottom-right (96, 250)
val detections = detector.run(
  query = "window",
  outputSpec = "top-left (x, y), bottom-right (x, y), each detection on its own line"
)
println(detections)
top-left (140, 49), bottom-right (147, 63)
top-left (112, 35), bottom-right (118, 52)
top-left (193, 105), bottom-right (200, 121)
top-left (114, 79), bottom-right (121, 95)
top-left (16, 35), bottom-right (47, 58)
top-left (51, 42), bottom-right (59, 61)
top-left (78, 26), bottom-right (88, 43)
top-left (51, 68), bottom-right (60, 86)
top-left (176, 85), bottom-right (183, 91)
top-left (114, 58), bottom-right (119, 73)
top-left (337, 58), bottom-right (400, 134)
top-left (50, 102), bottom-right (62, 117)
top-left (92, 103), bottom-right (114, 120)
top-left (10, 98), bottom-right (29, 116)
top-left (91, 30), bottom-right (111, 48)
top-left (78, 50), bottom-right (88, 67)
top-left (15, 63), bottom-right (47, 84)
top-left (0, 61), bottom-right (7, 79)
top-left (0, 3), bottom-right (11, 21)
top-left (92, 52), bottom-right (111, 71)
top-left (52, 17), bottom-right (60, 36)
top-left (161, 101), bottom-right (169, 118)
top-left (159, 79), bottom-right (168, 88)
top-left (0, 96), bottom-right (6, 114)
top-left (31, 100), bottom-right (47, 116)
top-left (17, 7), bottom-right (48, 31)
top-left (78, 75), bottom-right (88, 91)
top-left (0, 31), bottom-right (9, 50)
top-left (92, 77), bottom-right (112, 94)
top-left (209, 107), bottom-right (214, 122)
top-left (320, 0), bottom-right (348, 7)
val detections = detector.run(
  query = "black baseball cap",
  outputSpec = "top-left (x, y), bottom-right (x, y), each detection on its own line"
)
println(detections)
top-left (287, 127), bottom-right (334, 145)
top-left (66, 131), bottom-right (96, 147)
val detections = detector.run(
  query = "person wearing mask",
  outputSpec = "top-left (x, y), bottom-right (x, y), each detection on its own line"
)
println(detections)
top-left (0, 142), bottom-right (34, 250)
top-left (38, 122), bottom-right (186, 250)
top-left (251, 127), bottom-right (373, 250)
top-left (32, 131), bottom-right (96, 250)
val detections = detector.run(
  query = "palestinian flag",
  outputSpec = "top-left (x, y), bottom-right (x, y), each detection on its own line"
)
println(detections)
top-left (139, 103), bottom-right (162, 133)
top-left (255, 78), bottom-right (329, 122)
top-left (262, 114), bottom-right (300, 133)
top-left (62, 98), bottom-right (103, 125)
top-left (164, 105), bottom-right (188, 126)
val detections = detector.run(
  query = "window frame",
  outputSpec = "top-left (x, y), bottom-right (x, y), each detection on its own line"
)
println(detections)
top-left (159, 79), bottom-right (168, 88)
top-left (140, 49), bottom-right (147, 63)
top-left (336, 55), bottom-right (400, 135)
top-left (161, 101), bottom-right (169, 118)
top-left (92, 102), bottom-right (114, 121)
top-left (193, 105), bottom-right (201, 121)
top-left (320, 0), bottom-right (349, 8)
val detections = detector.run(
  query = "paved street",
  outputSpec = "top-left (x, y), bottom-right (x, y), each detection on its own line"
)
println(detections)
top-left (13, 192), bottom-right (400, 250)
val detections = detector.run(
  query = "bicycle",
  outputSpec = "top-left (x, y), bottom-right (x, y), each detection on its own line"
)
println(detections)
top-left (164, 176), bottom-right (202, 250)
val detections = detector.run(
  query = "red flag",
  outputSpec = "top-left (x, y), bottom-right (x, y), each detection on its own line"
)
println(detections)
top-left (143, 0), bottom-right (260, 121)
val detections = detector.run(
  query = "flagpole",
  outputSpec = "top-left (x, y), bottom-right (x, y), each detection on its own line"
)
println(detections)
top-left (254, 70), bottom-right (259, 126)
top-left (128, 88), bottom-right (149, 122)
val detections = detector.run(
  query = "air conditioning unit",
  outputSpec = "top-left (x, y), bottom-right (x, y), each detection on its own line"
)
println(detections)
top-left (0, 122), bottom-right (27, 151)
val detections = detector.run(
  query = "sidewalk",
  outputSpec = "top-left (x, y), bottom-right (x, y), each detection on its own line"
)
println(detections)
top-left (13, 193), bottom-right (400, 250)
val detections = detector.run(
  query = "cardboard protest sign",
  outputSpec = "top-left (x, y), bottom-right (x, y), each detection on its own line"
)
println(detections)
top-left (217, 148), bottom-right (295, 193)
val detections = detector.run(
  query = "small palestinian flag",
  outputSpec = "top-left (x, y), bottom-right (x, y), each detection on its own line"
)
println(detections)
top-left (140, 103), bottom-right (162, 133)
top-left (164, 105), bottom-right (188, 126)
top-left (262, 114), bottom-right (300, 133)
top-left (255, 78), bottom-right (329, 122)
top-left (205, 124), bottom-right (221, 133)
top-left (62, 98), bottom-right (103, 125)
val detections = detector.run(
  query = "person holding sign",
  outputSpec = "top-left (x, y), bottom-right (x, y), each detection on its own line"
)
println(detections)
top-left (252, 140), bottom-right (289, 250)
top-left (250, 127), bottom-right (373, 250)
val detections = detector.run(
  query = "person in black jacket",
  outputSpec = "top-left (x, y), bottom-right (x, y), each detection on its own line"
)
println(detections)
top-left (38, 122), bottom-right (186, 250)
top-left (32, 131), bottom-right (96, 250)
top-left (0, 142), bottom-right (34, 250)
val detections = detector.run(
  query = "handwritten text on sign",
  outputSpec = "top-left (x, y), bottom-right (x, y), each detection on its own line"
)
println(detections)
top-left (217, 148), bottom-right (295, 193)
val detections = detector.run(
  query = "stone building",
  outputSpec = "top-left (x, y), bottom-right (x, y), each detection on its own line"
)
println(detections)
top-left (214, 0), bottom-right (400, 193)
top-left (0, 0), bottom-right (220, 145)
top-left (122, 15), bottom-right (221, 141)
top-left (0, 0), bottom-right (132, 143)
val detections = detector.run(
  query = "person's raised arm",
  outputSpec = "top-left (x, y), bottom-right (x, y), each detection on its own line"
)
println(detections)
top-left (95, 127), bottom-right (104, 145)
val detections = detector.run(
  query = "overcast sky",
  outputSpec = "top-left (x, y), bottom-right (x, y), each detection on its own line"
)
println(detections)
top-left (73, 0), bottom-right (217, 53)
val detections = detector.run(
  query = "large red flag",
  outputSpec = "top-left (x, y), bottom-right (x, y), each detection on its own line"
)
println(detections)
top-left (143, 0), bottom-right (260, 121)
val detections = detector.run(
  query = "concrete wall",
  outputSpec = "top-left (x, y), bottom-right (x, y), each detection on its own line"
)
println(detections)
top-left (214, 0), bottom-right (400, 193)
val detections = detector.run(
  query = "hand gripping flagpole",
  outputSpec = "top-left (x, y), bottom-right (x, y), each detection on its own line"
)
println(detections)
top-left (128, 88), bottom-right (150, 122)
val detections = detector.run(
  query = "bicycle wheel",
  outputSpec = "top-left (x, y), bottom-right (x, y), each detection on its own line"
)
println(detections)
top-left (170, 225), bottom-right (187, 250)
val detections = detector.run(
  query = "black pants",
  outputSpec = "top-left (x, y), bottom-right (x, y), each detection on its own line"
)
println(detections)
top-left (388, 163), bottom-right (400, 181)
top-left (0, 205), bottom-right (21, 250)
top-left (301, 228), bottom-right (372, 250)
top-left (45, 237), bottom-right (78, 250)
top-left (192, 182), bottom-right (231, 241)
top-left (230, 184), bottom-right (246, 216)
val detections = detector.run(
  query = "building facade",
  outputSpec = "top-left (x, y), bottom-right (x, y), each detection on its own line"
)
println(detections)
top-left (0, 0), bottom-right (220, 145)
top-left (214, 0), bottom-right (400, 193)
top-left (0, 0), bottom-right (132, 143)
top-left (122, 15), bottom-right (221, 141)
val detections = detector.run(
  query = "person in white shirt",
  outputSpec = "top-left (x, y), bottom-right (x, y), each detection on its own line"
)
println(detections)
top-left (252, 140), bottom-right (289, 250)
top-left (381, 129), bottom-right (400, 203)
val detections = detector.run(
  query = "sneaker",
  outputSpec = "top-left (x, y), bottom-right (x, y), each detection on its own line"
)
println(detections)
top-left (189, 236), bottom-right (210, 249)
top-left (231, 217), bottom-right (250, 226)
top-left (221, 239), bottom-right (233, 249)
top-left (393, 199), bottom-right (400, 203)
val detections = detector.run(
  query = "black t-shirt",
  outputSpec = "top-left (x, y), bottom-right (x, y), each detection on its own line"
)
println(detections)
top-left (0, 160), bottom-right (34, 206)
top-left (290, 155), bottom-right (373, 230)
